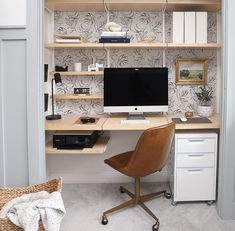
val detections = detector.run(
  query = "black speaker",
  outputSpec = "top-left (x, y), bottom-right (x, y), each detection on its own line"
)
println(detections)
top-left (44, 93), bottom-right (49, 112)
top-left (44, 64), bottom-right (48, 82)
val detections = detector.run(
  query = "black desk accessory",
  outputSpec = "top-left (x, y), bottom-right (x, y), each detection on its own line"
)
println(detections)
top-left (74, 88), bottom-right (90, 95)
top-left (44, 93), bottom-right (48, 112)
top-left (44, 64), bottom-right (48, 82)
top-left (46, 73), bottom-right (62, 120)
top-left (55, 65), bottom-right (68, 72)
top-left (80, 117), bottom-right (96, 124)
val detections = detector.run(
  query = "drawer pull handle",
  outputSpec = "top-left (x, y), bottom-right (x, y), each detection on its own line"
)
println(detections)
top-left (188, 169), bottom-right (204, 172)
top-left (188, 139), bottom-right (205, 142)
top-left (188, 154), bottom-right (205, 157)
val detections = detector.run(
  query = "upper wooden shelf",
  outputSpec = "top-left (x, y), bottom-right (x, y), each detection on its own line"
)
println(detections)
top-left (45, 0), bottom-right (221, 12)
top-left (50, 71), bottom-right (103, 76)
top-left (45, 42), bottom-right (221, 49)
top-left (54, 93), bottom-right (103, 100)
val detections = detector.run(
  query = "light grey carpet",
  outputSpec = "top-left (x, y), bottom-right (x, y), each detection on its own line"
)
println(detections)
top-left (60, 183), bottom-right (235, 231)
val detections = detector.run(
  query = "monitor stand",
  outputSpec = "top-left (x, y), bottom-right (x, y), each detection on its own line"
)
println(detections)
top-left (127, 112), bottom-right (145, 120)
top-left (121, 113), bottom-right (150, 124)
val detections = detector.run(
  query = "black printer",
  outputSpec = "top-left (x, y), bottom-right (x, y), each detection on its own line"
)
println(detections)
top-left (53, 131), bottom-right (99, 149)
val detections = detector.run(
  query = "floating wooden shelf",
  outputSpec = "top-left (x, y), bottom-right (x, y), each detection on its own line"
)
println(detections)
top-left (54, 94), bottom-right (103, 100)
top-left (45, 42), bottom-right (221, 49)
top-left (45, 116), bottom-right (107, 131)
top-left (45, 43), bottom-right (103, 49)
top-left (167, 43), bottom-right (221, 48)
top-left (45, 0), bottom-right (221, 12)
top-left (46, 136), bottom-right (110, 154)
top-left (50, 71), bottom-right (103, 76)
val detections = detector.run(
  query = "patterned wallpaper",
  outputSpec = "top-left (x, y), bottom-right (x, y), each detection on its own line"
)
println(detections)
top-left (53, 11), bottom-right (217, 116)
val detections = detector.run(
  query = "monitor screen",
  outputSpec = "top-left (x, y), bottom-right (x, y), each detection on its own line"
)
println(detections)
top-left (104, 67), bottom-right (168, 113)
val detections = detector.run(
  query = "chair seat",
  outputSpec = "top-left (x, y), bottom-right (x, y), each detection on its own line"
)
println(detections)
top-left (105, 151), bottom-right (133, 176)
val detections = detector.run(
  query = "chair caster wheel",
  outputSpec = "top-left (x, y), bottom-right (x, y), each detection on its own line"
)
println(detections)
top-left (119, 186), bottom-right (125, 194)
top-left (152, 221), bottom-right (160, 231)
top-left (171, 201), bottom-right (177, 206)
top-left (101, 215), bottom-right (108, 225)
top-left (207, 201), bottom-right (214, 206)
top-left (164, 192), bottom-right (171, 199)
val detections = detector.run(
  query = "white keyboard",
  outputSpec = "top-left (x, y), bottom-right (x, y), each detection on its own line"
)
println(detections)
top-left (121, 119), bottom-right (150, 124)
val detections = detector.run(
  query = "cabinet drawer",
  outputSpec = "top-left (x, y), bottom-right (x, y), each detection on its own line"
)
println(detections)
top-left (176, 137), bottom-right (216, 153)
top-left (176, 153), bottom-right (215, 168)
top-left (175, 168), bottom-right (215, 201)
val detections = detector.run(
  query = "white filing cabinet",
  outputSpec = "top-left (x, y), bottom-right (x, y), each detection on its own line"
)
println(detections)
top-left (168, 133), bottom-right (218, 205)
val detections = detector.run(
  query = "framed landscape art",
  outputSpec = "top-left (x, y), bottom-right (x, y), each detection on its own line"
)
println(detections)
top-left (176, 59), bottom-right (208, 85)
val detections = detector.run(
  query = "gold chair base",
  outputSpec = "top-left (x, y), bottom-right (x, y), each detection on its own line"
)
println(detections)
top-left (102, 178), bottom-right (171, 230)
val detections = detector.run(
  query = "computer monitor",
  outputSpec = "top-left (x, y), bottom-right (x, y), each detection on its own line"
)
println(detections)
top-left (104, 67), bottom-right (168, 116)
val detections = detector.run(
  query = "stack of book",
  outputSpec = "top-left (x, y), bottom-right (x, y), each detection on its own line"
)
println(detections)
top-left (54, 34), bottom-right (82, 43)
top-left (99, 31), bottom-right (130, 43)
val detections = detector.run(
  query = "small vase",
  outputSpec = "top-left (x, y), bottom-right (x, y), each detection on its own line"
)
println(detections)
top-left (197, 105), bottom-right (213, 117)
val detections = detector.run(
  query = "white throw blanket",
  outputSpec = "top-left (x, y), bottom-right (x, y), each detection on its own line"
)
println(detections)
top-left (0, 191), bottom-right (66, 231)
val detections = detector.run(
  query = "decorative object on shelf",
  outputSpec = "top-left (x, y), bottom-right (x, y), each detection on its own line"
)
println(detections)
top-left (172, 12), bottom-right (184, 43)
top-left (88, 63), bottom-right (104, 72)
top-left (74, 87), bottom-right (90, 95)
top-left (46, 73), bottom-right (63, 120)
top-left (74, 62), bottom-right (82, 72)
top-left (54, 33), bottom-right (82, 43)
top-left (100, 22), bottom-right (129, 43)
top-left (184, 12), bottom-right (196, 43)
top-left (55, 65), bottom-right (68, 72)
top-left (140, 36), bottom-right (156, 43)
top-left (44, 64), bottom-right (48, 82)
top-left (176, 59), bottom-right (208, 85)
top-left (196, 12), bottom-right (207, 43)
top-left (195, 86), bottom-right (214, 117)
top-left (185, 111), bottom-right (194, 118)
top-left (104, 22), bottom-right (122, 32)
top-left (99, 37), bottom-right (130, 43)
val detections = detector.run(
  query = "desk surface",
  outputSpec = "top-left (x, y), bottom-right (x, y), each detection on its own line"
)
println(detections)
top-left (45, 116), bottom-right (107, 131)
top-left (102, 115), bottom-right (169, 130)
top-left (166, 114), bottom-right (220, 130)
top-left (45, 114), bottom-right (220, 131)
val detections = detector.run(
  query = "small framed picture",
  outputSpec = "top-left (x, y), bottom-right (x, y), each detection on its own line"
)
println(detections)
top-left (176, 59), bottom-right (208, 85)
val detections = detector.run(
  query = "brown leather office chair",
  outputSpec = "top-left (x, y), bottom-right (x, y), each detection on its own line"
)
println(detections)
top-left (101, 122), bottom-right (175, 231)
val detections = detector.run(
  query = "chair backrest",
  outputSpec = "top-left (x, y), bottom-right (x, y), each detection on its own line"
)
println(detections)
top-left (126, 122), bottom-right (175, 177)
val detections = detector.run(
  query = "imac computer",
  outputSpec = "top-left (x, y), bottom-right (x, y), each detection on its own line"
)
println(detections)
top-left (104, 67), bottom-right (168, 123)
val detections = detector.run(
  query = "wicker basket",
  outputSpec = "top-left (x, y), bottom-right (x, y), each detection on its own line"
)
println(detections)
top-left (0, 178), bottom-right (62, 231)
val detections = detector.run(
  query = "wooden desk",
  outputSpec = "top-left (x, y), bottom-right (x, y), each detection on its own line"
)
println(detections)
top-left (45, 114), bottom-right (219, 155)
top-left (166, 114), bottom-right (220, 130)
top-left (45, 114), bottom-right (220, 131)
top-left (45, 115), bottom-right (107, 131)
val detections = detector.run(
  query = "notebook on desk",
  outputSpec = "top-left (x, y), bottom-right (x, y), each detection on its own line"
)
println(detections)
top-left (172, 117), bottom-right (212, 124)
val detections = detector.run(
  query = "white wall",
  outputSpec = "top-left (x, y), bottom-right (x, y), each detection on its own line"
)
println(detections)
top-left (0, 0), bottom-right (45, 187)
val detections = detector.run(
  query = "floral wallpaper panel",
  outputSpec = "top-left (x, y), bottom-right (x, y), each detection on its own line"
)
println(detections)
top-left (53, 11), bottom-right (218, 116)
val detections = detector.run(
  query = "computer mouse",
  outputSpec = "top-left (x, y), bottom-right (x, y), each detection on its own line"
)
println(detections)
top-left (180, 117), bottom-right (187, 122)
